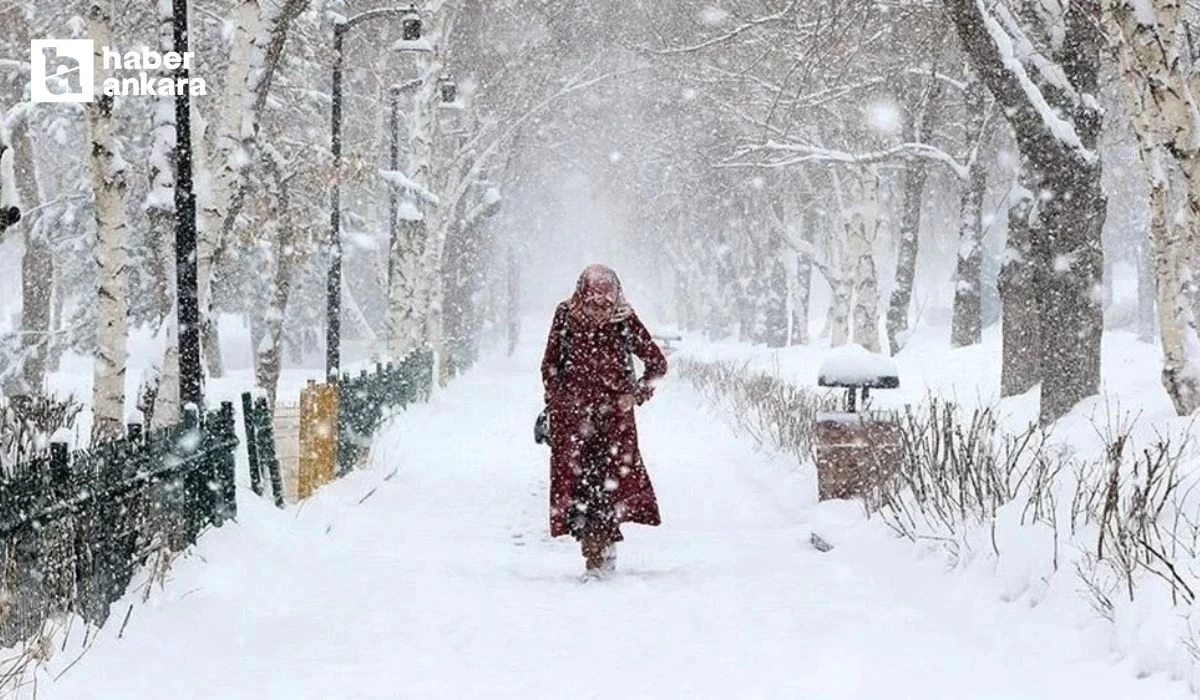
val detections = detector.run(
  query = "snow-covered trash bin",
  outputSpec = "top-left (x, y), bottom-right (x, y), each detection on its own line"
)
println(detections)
top-left (814, 345), bottom-right (901, 502)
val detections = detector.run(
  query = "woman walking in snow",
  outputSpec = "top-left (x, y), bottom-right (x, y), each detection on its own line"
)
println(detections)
top-left (541, 264), bottom-right (668, 578)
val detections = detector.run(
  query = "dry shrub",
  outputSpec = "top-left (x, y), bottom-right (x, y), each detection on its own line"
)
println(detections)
top-left (676, 357), bottom-right (837, 462)
top-left (1074, 411), bottom-right (1199, 614)
top-left (0, 394), bottom-right (82, 471)
top-left (679, 355), bottom-right (1200, 654)
top-left (872, 399), bottom-right (1063, 543)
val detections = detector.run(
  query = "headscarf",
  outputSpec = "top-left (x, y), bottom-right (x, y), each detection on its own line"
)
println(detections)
top-left (569, 264), bottom-right (634, 326)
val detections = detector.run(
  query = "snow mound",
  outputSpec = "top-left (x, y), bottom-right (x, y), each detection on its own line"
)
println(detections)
top-left (817, 344), bottom-right (900, 388)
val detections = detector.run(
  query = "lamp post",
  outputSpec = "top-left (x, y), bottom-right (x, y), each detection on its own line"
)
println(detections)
top-left (327, 4), bottom-right (424, 381)
top-left (174, 0), bottom-right (202, 408)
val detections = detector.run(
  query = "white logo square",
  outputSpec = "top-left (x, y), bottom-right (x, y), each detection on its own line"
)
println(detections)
top-left (30, 39), bottom-right (95, 103)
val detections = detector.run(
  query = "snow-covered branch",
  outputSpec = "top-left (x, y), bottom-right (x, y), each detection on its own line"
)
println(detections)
top-left (737, 140), bottom-right (969, 180)
top-left (642, 3), bottom-right (801, 55)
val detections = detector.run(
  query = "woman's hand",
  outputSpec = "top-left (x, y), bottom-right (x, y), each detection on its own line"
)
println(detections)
top-left (633, 381), bottom-right (655, 406)
top-left (618, 394), bottom-right (636, 412)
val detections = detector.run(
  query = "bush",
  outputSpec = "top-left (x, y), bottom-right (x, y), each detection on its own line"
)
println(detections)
top-left (679, 354), bottom-right (1200, 679)
top-left (676, 357), bottom-right (837, 462)
top-left (0, 394), bottom-right (82, 471)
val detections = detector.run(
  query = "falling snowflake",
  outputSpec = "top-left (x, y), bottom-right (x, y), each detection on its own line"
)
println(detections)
top-left (699, 6), bottom-right (730, 26)
top-left (866, 100), bottom-right (902, 136)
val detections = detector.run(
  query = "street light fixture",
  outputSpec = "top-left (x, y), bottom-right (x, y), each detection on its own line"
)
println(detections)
top-left (438, 76), bottom-right (457, 104)
top-left (402, 4), bottom-right (421, 41)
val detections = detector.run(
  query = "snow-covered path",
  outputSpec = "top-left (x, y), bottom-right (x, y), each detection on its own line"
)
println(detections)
top-left (38, 350), bottom-right (1192, 699)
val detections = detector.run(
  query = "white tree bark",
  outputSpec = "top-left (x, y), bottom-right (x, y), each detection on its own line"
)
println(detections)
top-left (87, 0), bottom-right (130, 442)
top-left (825, 230), bottom-right (851, 347)
top-left (1105, 0), bottom-right (1200, 414)
top-left (152, 310), bottom-right (180, 429)
top-left (198, 0), bottom-right (303, 377)
top-left (848, 167), bottom-right (882, 353)
top-left (388, 6), bottom-right (451, 367)
top-left (199, 0), bottom-right (258, 329)
top-left (149, 0), bottom-right (180, 429)
top-left (950, 79), bottom-right (990, 348)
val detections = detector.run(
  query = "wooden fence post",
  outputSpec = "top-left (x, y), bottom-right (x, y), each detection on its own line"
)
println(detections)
top-left (298, 384), bottom-right (338, 499)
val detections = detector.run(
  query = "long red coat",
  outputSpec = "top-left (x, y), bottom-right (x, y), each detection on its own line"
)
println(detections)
top-left (541, 302), bottom-right (668, 538)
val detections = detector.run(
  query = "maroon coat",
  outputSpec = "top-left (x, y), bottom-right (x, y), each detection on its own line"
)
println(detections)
top-left (541, 302), bottom-right (668, 538)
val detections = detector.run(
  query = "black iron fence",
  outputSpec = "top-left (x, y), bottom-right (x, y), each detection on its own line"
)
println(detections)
top-left (336, 349), bottom-right (433, 475)
top-left (242, 348), bottom-right (434, 505)
top-left (0, 403), bottom-right (238, 645)
top-left (0, 348), bottom-right (436, 647)
top-left (242, 392), bottom-right (285, 507)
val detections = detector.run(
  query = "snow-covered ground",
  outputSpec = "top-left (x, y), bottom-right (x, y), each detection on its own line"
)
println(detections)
top-left (24, 332), bottom-right (1191, 699)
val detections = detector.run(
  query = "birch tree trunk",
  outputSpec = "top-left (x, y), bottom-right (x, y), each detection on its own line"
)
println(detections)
top-left (88, 0), bottom-right (130, 442)
top-left (152, 310), bottom-right (180, 430)
top-left (887, 155), bottom-right (928, 355)
top-left (196, 0), bottom-right (259, 378)
top-left (148, 0), bottom-right (179, 427)
top-left (849, 167), bottom-right (882, 353)
top-left (7, 10), bottom-right (48, 395)
top-left (145, 0), bottom-right (176, 325)
top-left (1136, 237), bottom-right (1155, 342)
top-left (886, 77), bottom-right (942, 355)
top-left (792, 211), bottom-right (813, 346)
top-left (1150, 161), bottom-right (1200, 413)
top-left (199, 0), bottom-right (305, 378)
top-left (950, 79), bottom-right (990, 348)
top-left (826, 231), bottom-right (851, 347)
top-left (387, 49), bottom-right (444, 360)
top-left (1105, 0), bottom-right (1200, 414)
top-left (255, 196), bottom-right (298, 408)
top-left (12, 120), bottom-right (51, 395)
top-left (765, 235), bottom-right (790, 348)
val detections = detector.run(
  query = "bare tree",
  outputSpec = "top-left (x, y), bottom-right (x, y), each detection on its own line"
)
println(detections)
top-left (944, 0), bottom-right (1107, 424)
top-left (87, 0), bottom-right (130, 442)
top-left (1104, 0), bottom-right (1200, 415)
top-left (950, 77), bottom-right (992, 348)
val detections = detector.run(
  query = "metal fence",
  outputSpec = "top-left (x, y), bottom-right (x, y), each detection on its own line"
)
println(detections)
top-left (0, 349), bottom-right (434, 646)
top-left (243, 349), bottom-right (434, 505)
top-left (0, 403), bottom-right (238, 645)
top-left (336, 349), bottom-right (433, 475)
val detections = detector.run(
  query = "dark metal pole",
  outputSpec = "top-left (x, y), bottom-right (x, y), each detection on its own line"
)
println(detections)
top-left (328, 8), bottom-right (414, 377)
top-left (174, 0), bottom-right (203, 409)
top-left (326, 23), bottom-right (345, 380)
top-left (387, 85), bottom-right (401, 292)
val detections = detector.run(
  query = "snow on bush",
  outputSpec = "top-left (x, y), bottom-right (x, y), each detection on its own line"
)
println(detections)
top-left (677, 357), bottom-right (838, 462)
top-left (681, 354), bottom-right (1200, 691)
top-left (0, 394), bottom-right (83, 470)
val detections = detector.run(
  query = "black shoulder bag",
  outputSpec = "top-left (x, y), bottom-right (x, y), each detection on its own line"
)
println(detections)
top-left (535, 311), bottom-right (571, 445)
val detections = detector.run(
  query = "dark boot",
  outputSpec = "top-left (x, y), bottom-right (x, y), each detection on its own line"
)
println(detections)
top-left (581, 535), bottom-right (606, 573)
